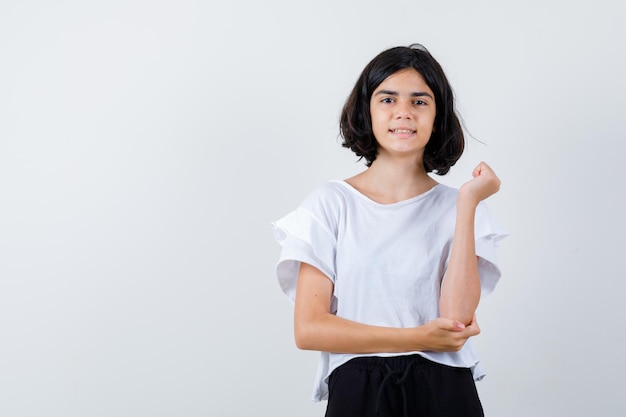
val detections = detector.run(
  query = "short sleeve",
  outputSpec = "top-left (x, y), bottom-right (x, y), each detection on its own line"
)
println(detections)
top-left (474, 202), bottom-right (508, 297)
top-left (272, 207), bottom-right (337, 302)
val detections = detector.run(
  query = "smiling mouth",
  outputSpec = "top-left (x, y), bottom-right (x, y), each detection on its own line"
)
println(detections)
top-left (390, 129), bottom-right (416, 134)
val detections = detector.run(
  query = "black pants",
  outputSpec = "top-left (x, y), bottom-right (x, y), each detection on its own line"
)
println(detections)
top-left (325, 354), bottom-right (484, 417)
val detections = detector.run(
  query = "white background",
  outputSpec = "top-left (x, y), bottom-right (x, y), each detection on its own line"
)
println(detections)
top-left (1, 1), bottom-right (625, 416)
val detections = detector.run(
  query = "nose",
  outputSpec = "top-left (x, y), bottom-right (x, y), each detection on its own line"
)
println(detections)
top-left (394, 101), bottom-right (412, 119)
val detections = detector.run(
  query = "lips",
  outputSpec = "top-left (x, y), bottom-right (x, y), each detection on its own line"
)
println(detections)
top-left (389, 129), bottom-right (416, 134)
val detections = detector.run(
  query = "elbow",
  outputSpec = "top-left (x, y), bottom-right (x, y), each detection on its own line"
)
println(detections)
top-left (294, 321), bottom-right (316, 351)
top-left (452, 312), bottom-right (475, 327)
top-left (439, 281), bottom-right (481, 326)
top-left (439, 303), bottom-right (476, 327)
top-left (294, 335), bottom-right (310, 351)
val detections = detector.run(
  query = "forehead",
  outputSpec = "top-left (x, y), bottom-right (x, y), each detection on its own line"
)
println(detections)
top-left (374, 68), bottom-right (432, 93)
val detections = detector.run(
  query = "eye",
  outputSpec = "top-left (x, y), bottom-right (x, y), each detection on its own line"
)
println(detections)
top-left (380, 97), bottom-right (395, 104)
top-left (413, 99), bottom-right (427, 105)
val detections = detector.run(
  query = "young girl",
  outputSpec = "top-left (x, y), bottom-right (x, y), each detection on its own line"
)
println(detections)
top-left (272, 44), bottom-right (506, 417)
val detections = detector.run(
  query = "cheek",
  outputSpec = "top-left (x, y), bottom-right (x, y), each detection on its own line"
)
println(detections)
top-left (372, 121), bottom-right (387, 138)
top-left (426, 115), bottom-right (436, 133)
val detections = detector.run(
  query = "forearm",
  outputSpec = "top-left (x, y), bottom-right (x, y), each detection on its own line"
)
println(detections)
top-left (295, 311), bottom-right (424, 354)
top-left (439, 195), bottom-right (481, 325)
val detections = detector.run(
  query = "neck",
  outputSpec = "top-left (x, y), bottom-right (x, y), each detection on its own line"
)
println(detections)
top-left (347, 154), bottom-right (438, 204)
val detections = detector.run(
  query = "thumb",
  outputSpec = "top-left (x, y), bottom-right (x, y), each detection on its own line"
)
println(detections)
top-left (437, 317), bottom-right (466, 331)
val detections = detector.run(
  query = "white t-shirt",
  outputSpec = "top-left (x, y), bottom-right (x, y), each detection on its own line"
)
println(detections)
top-left (272, 180), bottom-right (507, 402)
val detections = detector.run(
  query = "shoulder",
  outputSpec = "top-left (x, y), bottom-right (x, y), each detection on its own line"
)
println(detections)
top-left (300, 181), bottom-right (349, 211)
top-left (432, 184), bottom-right (495, 216)
top-left (296, 181), bottom-right (352, 233)
top-left (433, 183), bottom-right (458, 198)
top-left (433, 184), bottom-right (505, 238)
top-left (428, 183), bottom-right (459, 208)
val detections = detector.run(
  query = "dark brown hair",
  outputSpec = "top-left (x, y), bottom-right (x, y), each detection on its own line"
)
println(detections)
top-left (340, 44), bottom-right (464, 175)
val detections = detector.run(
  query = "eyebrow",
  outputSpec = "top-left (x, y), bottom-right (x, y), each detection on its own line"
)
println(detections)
top-left (374, 90), bottom-right (434, 99)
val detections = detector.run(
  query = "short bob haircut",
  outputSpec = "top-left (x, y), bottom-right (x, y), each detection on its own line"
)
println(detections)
top-left (340, 44), bottom-right (464, 175)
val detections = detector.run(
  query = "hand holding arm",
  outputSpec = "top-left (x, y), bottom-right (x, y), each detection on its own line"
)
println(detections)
top-left (294, 262), bottom-right (480, 354)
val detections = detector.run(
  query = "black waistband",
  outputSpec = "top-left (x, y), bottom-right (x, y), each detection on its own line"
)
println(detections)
top-left (343, 354), bottom-right (441, 417)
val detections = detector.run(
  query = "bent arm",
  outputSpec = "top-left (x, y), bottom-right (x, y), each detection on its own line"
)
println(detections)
top-left (439, 197), bottom-right (481, 325)
top-left (294, 262), bottom-right (479, 354)
top-left (439, 161), bottom-right (501, 325)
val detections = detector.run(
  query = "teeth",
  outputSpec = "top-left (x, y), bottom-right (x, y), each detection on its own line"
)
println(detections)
top-left (392, 129), bottom-right (414, 134)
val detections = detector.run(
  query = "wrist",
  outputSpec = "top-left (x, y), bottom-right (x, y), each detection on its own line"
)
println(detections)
top-left (456, 191), bottom-right (480, 208)
top-left (406, 325), bottom-right (428, 352)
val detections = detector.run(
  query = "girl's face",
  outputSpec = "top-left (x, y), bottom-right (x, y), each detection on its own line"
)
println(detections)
top-left (369, 68), bottom-right (436, 161)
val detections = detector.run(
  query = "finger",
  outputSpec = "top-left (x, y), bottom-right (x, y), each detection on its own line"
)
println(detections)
top-left (472, 164), bottom-right (481, 178)
top-left (436, 317), bottom-right (466, 331)
top-left (450, 320), bottom-right (466, 331)
top-left (453, 320), bottom-right (466, 331)
top-left (468, 324), bottom-right (481, 336)
top-left (473, 161), bottom-right (489, 178)
top-left (466, 315), bottom-right (481, 335)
